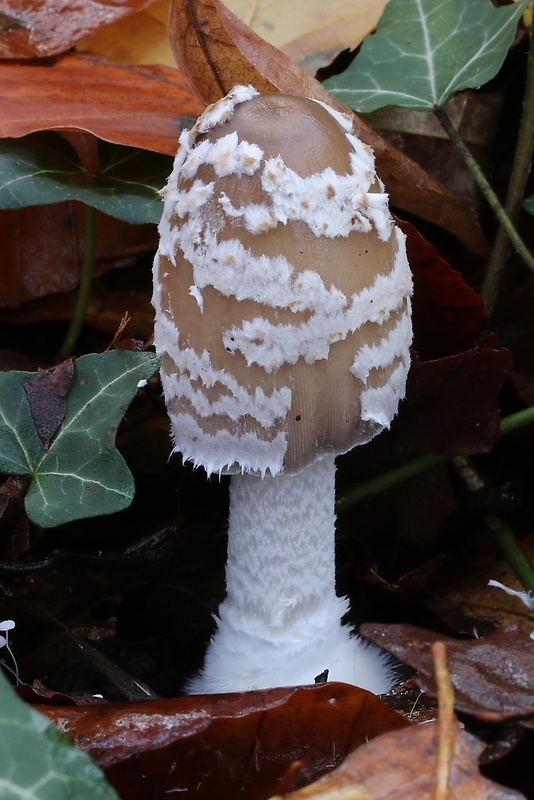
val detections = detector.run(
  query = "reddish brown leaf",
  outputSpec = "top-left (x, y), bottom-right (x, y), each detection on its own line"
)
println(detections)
top-left (23, 360), bottom-right (74, 449)
top-left (401, 218), bottom-right (487, 360)
top-left (361, 624), bottom-right (534, 728)
top-left (0, 1), bottom-right (156, 59)
top-left (272, 720), bottom-right (525, 799)
top-left (39, 683), bottom-right (407, 799)
top-left (168, 0), bottom-right (489, 256)
top-left (0, 52), bottom-right (204, 154)
top-left (0, 203), bottom-right (157, 309)
top-left (402, 347), bottom-right (512, 454)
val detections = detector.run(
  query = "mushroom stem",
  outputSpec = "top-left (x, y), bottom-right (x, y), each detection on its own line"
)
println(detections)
top-left (187, 456), bottom-right (394, 695)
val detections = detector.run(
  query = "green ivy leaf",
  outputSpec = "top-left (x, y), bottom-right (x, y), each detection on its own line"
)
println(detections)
top-left (0, 350), bottom-right (160, 528)
top-left (325, 0), bottom-right (530, 112)
top-left (0, 672), bottom-right (118, 799)
top-left (0, 132), bottom-right (170, 224)
top-left (524, 194), bottom-right (534, 215)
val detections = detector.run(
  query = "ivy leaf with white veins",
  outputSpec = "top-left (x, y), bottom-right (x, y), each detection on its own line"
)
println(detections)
top-left (0, 671), bottom-right (118, 800)
top-left (0, 132), bottom-right (170, 225)
top-left (0, 350), bottom-right (160, 528)
top-left (325, 0), bottom-right (530, 113)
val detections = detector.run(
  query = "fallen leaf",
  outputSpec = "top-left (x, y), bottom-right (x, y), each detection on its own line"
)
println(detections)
top-left (224, 0), bottom-right (388, 74)
top-left (0, 52), bottom-right (204, 154)
top-left (402, 347), bottom-right (513, 454)
top-left (168, 0), bottom-right (489, 255)
top-left (77, 0), bottom-right (176, 68)
top-left (23, 360), bottom-right (75, 450)
top-left (361, 624), bottom-right (534, 727)
top-left (401, 218), bottom-right (487, 360)
top-left (39, 683), bottom-right (408, 799)
top-left (0, 202), bottom-right (157, 309)
top-left (269, 718), bottom-right (525, 799)
top-left (428, 534), bottom-right (534, 637)
top-left (0, 672), bottom-right (118, 800)
top-left (0, 0), bottom-right (155, 59)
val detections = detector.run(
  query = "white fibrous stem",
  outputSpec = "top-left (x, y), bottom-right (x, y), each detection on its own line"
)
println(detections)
top-left (187, 457), bottom-right (395, 695)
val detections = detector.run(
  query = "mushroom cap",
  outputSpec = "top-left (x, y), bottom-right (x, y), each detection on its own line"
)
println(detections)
top-left (153, 86), bottom-right (412, 476)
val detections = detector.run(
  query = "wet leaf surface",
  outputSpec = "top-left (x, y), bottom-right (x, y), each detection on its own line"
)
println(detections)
top-left (36, 683), bottom-right (407, 799)
top-left (0, 0), bottom-right (155, 59)
top-left (361, 624), bottom-right (534, 727)
top-left (0, 671), bottom-right (118, 799)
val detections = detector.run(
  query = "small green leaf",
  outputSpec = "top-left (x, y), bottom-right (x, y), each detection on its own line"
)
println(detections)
top-left (0, 132), bottom-right (170, 224)
top-left (0, 671), bottom-right (118, 799)
top-left (325, 0), bottom-right (529, 112)
top-left (524, 194), bottom-right (534, 215)
top-left (0, 351), bottom-right (160, 528)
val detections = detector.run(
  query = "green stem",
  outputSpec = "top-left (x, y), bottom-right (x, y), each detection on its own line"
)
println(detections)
top-left (337, 405), bottom-right (534, 511)
top-left (487, 515), bottom-right (534, 594)
top-left (336, 454), bottom-right (446, 512)
top-left (58, 205), bottom-right (97, 359)
top-left (433, 105), bottom-right (534, 275)
top-left (482, 33), bottom-right (534, 315)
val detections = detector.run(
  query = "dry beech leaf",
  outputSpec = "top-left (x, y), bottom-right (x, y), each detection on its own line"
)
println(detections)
top-left (0, 52), bottom-right (204, 154)
top-left (0, 203), bottom-right (157, 309)
top-left (39, 683), bottom-right (407, 799)
top-left (269, 719), bottom-right (525, 799)
top-left (76, 0), bottom-right (176, 68)
top-left (224, 0), bottom-right (389, 74)
top-left (0, 0), bottom-right (156, 59)
top-left (361, 624), bottom-right (534, 728)
top-left (168, 0), bottom-right (489, 255)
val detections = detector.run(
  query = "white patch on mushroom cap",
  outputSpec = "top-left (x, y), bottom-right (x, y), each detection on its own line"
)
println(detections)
top-left (360, 351), bottom-right (412, 428)
top-left (167, 412), bottom-right (288, 477)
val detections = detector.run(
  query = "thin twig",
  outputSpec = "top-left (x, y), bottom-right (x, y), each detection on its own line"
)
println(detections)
top-left (432, 641), bottom-right (456, 800)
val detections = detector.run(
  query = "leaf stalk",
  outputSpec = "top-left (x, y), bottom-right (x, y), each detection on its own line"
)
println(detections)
top-left (433, 105), bottom-right (534, 276)
top-left (482, 32), bottom-right (534, 315)
top-left (58, 204), bottom-right (97, 359)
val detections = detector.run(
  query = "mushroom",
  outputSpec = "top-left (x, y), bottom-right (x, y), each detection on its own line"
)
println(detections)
top-left (152, 85), bottom-right (413, 695)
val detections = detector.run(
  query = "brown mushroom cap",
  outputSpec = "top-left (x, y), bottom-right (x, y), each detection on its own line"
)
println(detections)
top-left (153, 86), bottom-right (412, 476)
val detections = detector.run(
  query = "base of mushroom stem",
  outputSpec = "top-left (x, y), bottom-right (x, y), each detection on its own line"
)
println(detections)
top-left (186, 456), bottom-right (395, 695)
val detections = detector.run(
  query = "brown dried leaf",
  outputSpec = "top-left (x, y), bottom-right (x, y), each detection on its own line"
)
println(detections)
top-left (0, 52), bottom-right (204, 154)
top-left (361, 624), bottom-right (534, 727)
top-left (0, 203), bottom-right (157, 309)
top-left (0, 0), bottom-right (155, 59)
top-left (23, 361), bottom-right (75, 450)
top-left (76, 1), bottom-right (176, 68)
top-left (270, 720), bottom-right (525, 799)
top-left (402, 347), bottom-right (513, 454)
top-left (168, 0), bottom-right (489, 255)
top-left (225, 0), bottom-right (388, 74)
top-left (428, 533), bottom-right (534, 637)
top-left (39, 683), bottom-right (407, 798)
